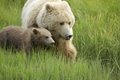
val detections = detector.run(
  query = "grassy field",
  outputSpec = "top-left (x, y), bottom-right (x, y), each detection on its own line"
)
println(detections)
top-left (0, 0), bottom-right (120, 80)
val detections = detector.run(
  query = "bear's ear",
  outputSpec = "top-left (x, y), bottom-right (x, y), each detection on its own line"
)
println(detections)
top-left (32, 28), bottom-right (40, 35)
top-left (46, 3), bottom-right (53, 12)
top-left (62, 1), bottom-right (70, 9)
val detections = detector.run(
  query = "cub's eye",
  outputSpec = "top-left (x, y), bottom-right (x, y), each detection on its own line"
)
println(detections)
top-left (45, 36), bottom-right (49, 39)
top-left (68, 22), bottom-right (71, 25)
top-left (60, 22), bottom-right (64, 25)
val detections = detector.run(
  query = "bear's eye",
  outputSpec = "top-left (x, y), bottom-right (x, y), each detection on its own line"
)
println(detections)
top-left (60, 22), bottom-right (64, 25)
top-left (45, 36), bottom-right (49, 39)
top-left (68, 22), bottom-right (71, 25)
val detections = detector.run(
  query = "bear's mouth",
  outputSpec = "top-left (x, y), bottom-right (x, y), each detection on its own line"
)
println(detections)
top-left (48, 30), bottom-right (72, 40)
top-left (62, 35), bottom-right (73, 40)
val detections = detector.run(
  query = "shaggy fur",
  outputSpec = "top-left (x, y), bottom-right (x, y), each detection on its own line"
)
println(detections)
top-left (21, 0), bottom-right (77, 60)
top-left (0, 26), bottom-right (54, 54)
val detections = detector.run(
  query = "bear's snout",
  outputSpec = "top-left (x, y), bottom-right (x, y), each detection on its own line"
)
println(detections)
top-left (65, 35), bottom-right (73, 40)
top-left (50, 40), bottom-right (55, 44)
top-left (47, 37), bottom-right (55, 45)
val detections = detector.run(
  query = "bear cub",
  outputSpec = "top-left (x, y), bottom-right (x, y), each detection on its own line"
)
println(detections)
top-left (0, 26), bottom-right (55, 53)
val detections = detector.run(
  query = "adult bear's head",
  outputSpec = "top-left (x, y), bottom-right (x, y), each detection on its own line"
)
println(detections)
top-left (36, 1), bottom-right (75, 40)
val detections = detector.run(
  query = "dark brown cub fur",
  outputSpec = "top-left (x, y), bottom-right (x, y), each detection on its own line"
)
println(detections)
top-left (0, 26), bottom-right (55, 54)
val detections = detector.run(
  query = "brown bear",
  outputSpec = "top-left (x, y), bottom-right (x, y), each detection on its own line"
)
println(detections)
top-left (0, 26), bottom-right (55, 54)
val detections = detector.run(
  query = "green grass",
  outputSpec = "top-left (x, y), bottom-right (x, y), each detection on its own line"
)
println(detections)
top-left (0, 0), bottom-right (120, 80)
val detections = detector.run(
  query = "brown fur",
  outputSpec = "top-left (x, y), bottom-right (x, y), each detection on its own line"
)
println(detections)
top-left (0, 26), bottom-right (54, 54)
top-left (50, 30), bottom-right (77, 61)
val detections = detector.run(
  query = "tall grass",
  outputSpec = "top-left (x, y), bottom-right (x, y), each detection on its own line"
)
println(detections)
top-left (0, 0), bottom-right (120, 80)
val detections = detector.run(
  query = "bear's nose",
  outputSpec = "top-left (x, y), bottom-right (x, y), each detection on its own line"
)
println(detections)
top-left (66, 35), bottom-right (73, 40)
top-left (51, 41), bottom-right (55, 44)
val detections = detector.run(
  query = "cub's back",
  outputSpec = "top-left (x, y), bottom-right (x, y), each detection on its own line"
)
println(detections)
top-left (0, 26), bottom-right (26, 48)
top-left (1, 26), bottom-right (24, 34)
top-left (0, 26), bottom-right (25, 40)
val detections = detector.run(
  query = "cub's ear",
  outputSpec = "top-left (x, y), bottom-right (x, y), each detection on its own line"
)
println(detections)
top-left (32, 28), bottom-right (40, 35)
top-left (46, 3), bottom-right (53, 12)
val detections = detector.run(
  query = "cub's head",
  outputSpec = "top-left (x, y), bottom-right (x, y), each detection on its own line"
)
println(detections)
top-left (32, 28), bottom-right (55, 46)
top-left (36, 1), bottom-right (75, 40)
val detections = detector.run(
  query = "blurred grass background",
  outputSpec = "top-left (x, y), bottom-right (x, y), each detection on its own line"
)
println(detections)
top-left (0, 0), bottom-right (120, 80)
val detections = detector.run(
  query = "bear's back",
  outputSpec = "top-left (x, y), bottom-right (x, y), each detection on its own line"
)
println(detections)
top-left (0, 26), bottom-right (29, 49)
top-left (0, 26), bottom-right (25, 42)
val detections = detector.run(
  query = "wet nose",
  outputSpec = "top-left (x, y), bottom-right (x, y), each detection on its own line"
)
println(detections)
top-left (66, 35), bottom-right (73, 40)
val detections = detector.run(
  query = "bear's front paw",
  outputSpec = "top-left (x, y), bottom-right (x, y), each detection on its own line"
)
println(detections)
top-left (57, 40), bottom-right (77, 61)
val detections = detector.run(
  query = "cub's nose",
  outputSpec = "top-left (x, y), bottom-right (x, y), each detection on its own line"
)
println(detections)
top-left (51, 41), bottom-right (55, 44)
top-left (66, 35), bottom-right (73, 40)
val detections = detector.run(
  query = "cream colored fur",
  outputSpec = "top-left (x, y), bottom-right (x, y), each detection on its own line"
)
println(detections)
top-left (21, 0), bottom-right (77, 60)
